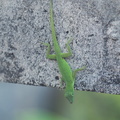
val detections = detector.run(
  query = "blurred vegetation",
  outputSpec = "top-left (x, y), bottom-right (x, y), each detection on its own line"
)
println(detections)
top-left (16, 110), bottom-right (69, 120)
top-left (66, 91), bottom-right (120, 120)
top-left (17, 90), bottom-right (120, 120)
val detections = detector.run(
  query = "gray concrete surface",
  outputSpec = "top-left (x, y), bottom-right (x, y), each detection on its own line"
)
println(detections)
top-left (0, 0), bottom-right (120, 94)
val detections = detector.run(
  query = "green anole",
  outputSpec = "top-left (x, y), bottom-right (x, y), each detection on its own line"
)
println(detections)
top-left (43, 0), bottom-right (86, 103)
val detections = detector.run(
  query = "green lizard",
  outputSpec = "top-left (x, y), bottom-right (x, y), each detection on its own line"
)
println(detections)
top-left (43, 0), bottom-right (86, 103)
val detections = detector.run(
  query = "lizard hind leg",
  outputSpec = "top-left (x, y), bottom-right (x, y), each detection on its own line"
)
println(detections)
top-left (61, 38), bottom-right (73, 58)
top-left (41, 42), bottom-right (56, 59)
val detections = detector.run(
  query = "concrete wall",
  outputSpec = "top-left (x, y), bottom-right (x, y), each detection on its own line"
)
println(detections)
top-left (0, 0), bottom-right (120, 94)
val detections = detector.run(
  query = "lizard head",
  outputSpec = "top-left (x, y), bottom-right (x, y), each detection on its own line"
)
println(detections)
top-left (65, 92), bottom-right (74, 104)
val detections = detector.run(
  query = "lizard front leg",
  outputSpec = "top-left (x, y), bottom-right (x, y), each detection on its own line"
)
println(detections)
top-left (72, 66), bottom-right (86, 79)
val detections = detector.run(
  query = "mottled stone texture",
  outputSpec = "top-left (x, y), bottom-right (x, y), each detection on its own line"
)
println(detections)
top-left (0, 0), bottom-right (120, 94)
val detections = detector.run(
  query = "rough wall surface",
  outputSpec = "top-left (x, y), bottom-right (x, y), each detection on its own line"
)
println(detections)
top-left (0, 0), bottom-right (120, 94)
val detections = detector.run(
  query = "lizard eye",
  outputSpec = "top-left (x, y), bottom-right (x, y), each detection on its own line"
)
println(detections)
top-left (64, 92), bottom-right (74, 103)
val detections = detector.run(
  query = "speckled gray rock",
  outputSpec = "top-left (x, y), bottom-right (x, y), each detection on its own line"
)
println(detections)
top-left (0, 0), bottom-right (120, 94)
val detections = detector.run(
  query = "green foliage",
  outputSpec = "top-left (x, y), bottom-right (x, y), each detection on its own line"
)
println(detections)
top-left (65, 91), bottom-right (120, 120)
top-left (16, 110), bottom-right (69, 120)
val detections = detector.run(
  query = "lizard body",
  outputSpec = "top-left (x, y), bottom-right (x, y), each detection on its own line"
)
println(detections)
top-left (43, 0), bottom-right (85, 103)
